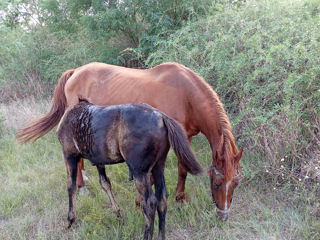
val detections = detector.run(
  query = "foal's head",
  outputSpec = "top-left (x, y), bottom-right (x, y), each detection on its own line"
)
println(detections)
top-left (208, 145), bottom-right (243, 221)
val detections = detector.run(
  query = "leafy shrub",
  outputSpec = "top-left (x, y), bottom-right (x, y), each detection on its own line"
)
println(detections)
top-left (147, 0), bottom-right (320, 179)
top-left (0, 26), bottom-right (120, 100)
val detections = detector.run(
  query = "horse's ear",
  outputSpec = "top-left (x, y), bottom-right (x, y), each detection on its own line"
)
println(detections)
top-left (234, 148), bottom-right (243, 165)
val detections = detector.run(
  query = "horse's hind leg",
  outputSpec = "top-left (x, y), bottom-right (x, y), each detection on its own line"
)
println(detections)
top-left (135, 174), bottom-right (157, 240)
top-left (64, 154), bottom-right (80, 228)
top-left (152, 162), bottom-right (168, 240)
top-left (96, 165), bottom-right (121, 218)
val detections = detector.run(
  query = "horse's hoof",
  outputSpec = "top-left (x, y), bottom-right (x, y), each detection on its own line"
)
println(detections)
top-left (79, 186), bottom-right (90, 195)
top-left (82, 170), bottom-right (89, 182)
top-left (175, 193), bottom-right (185, 203)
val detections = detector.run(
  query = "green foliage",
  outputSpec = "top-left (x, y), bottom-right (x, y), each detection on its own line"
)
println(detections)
top-left (0, 0), bottom-right (216, 87)
top-left (148, 0), bottom-right (320, 171)
top-left (0, 25), bottom-right (120, 87)
top-left (83, 0), bottom-right (215, 56)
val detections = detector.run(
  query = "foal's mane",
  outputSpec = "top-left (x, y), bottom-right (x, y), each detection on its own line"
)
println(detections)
top-left (180, 64), bottom-right (238, 170)
top-left (78, 98), bottom-right (91, 105)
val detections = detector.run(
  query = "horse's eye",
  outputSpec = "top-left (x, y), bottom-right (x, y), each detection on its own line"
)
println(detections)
top-left (234, 181), bottom-right (239, 187)
top-left (214, 182), bottom-right (221, 189)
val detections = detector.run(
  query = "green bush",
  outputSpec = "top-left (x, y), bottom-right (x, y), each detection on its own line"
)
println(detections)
top-left (147, 0), bottom-right (320, 178)
top-left (0, 26), bottom-right (119, 84)
top-left (0, 25), bottom-right (120, 100)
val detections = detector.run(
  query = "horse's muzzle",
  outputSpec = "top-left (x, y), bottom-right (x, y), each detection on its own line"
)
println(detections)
top-left (216, 208), bottom-right (229, 221)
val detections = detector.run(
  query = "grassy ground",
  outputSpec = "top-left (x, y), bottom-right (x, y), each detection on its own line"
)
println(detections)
top-left (0, 100), bottom-right (319, 240)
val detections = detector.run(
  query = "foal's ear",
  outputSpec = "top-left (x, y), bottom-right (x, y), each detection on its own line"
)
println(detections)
top-left (234, 148), bottom-right (243, 164)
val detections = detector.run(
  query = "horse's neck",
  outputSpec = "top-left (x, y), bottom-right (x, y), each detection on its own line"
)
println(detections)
top-left (197, 100), bottom-right (236, 158)
top-left (176, 65), bottom-right (236, 157)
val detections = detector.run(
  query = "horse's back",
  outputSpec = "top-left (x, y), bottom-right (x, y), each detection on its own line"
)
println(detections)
top-left (63, 62), bottom-right (207, 135)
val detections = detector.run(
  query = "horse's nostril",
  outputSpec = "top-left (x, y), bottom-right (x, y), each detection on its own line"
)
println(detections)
top-left (230, 197), bottom-right (233, 203)
top-left (216, 210), bottom-right (229, 221)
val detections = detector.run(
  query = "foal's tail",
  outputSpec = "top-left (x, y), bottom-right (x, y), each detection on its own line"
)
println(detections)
top-left (162, 116), bottom-right (203, 175)
top-left (16, 69), bottom-right (74, 143)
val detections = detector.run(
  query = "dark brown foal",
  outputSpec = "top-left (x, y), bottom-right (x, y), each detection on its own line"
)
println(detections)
top-left (57, 101), bottom-right (203, 239)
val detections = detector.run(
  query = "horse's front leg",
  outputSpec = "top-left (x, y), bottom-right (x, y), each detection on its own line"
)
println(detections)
top-left (64, 154), bottom-right (79, 228)
top-left (96, 165), bottom-right (122, 218)
top-left (175, 136), bottom-right (192, 202)
top-left (175, 161), bottom-right (188, 202)
top-left (135, 174), bottom-right (157, 240)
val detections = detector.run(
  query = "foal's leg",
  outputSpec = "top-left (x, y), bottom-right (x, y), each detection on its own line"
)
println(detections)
top-left (135, 174), bottom-right (158, 240)
top-left (96, 165), bottom-right (122, 218)
top-left (152, 163), bottom-right (168, 240)
top-left (65, 154), bottom-right (79, 228)
top-left (175, 136), bottom-right (192, 202)
top-left (135, 173), bottom-right (154, 206)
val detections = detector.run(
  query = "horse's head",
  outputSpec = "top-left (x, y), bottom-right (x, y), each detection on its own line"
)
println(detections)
top-left (208, 147), bottom-right (243, 221)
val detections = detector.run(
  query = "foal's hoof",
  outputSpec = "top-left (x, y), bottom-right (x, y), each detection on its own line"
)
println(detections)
top-left (175, 192), bottom-right (185, 203)
top-left (67, 212), bottom-right (76, 229)
top-left (79, 186), bottom-right (90, 195)
top-left (66, 218), bottom-right (75, 229)
top-left (116, 210), bottom-right (123, 220)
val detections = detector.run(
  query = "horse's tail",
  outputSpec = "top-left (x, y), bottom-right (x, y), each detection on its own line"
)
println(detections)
top-left (16, 69), bottom-right (74, 143)
top-left (162, 115), bottom-right (203, 175)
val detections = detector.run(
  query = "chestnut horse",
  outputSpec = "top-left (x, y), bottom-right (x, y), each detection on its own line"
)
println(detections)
top-left (17, 62), bottom-right (243, 220)
top-left (57, 100), bottom-right (203, 239)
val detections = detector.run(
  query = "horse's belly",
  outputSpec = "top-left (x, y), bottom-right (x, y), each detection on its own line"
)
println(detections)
top-left (68, 73), bottom-right (192, 131)
top-left (88, 152), bottom-right (124, 166)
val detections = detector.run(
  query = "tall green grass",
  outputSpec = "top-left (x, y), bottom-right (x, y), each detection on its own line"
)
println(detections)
top-left (0, 132), bottom-right (318, 239)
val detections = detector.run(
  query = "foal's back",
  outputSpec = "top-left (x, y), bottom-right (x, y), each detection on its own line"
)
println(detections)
top-left (57, 102), bottom-right (169, 169)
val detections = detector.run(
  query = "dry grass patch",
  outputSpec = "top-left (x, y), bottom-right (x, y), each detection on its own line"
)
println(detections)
top-left (0, 97), bottom-right (51, 131)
